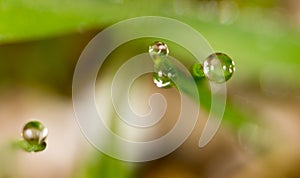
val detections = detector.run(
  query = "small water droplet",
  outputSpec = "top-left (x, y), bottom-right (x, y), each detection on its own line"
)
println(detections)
top-left (148, 41), bottom-right (169, 61)
top-left (22, 121), bottom-right (48, 144)
top-left (191, 63), bottom-right (205, 79)
top-left (21, 121), bottom-right (48, 152)
top-left (203, 52), bottom-right (235, 83)
top-left (153, 70), bottom-right (174, 88)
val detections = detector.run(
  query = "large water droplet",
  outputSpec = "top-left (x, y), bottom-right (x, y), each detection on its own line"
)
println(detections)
top-left (148, 41), bottom-right (169, 62)
top-left (20, 120), bottom-right (48, 152)
top-left (203, 52), bottom-right (235, 83)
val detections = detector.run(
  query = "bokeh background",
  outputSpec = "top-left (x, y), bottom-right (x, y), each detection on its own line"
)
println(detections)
top-left (1, 0), bottom-right (300, 177)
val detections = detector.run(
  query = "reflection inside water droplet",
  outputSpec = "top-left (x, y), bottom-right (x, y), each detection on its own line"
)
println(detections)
top-left (203, 52), bottom-right (235, 83)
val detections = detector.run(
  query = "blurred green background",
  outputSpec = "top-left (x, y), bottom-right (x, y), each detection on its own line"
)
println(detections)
top-left (1, 0), bottom-right (300, 178)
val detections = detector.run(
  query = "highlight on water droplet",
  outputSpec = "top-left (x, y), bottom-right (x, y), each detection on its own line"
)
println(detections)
top-left (148, 41), bottom-right (169, 61)
top-left (191, 63), bottom-right (205, 79)
top-left (203, 52), bottom-right (235, 83)
top-left (19, 120), bottom-right (48, 152)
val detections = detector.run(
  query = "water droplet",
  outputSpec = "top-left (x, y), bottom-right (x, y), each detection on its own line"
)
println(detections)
top-left (191, 63), bottom-right (205, 79)
top-left (21, 121), bottom-right (48, 152)
top-left (148, 41), bottom-right (169, 61)
top-left (153, 71), bottom-right (174, 88)
top-left (203, 52), bottom-right (235, 83)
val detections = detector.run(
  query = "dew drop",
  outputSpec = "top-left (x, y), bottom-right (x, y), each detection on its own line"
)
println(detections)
top-left (191, 63), bottom-right (205, 79)
top-left (22, 121), bottom-right (48, 144)
top-left (203, 52), bottom-right (235, 83)
top-left (153, 71), bottom-right (174, 88)
top-left (21, 120), bottom-right (48, 152)
top-left (148, 41), bottom-right (169, 62)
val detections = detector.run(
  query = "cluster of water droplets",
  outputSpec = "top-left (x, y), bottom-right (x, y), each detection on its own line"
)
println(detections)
top-left (148, 41), bottom-right (235, 88)
top-left (19, 120), bottom-right (48, 152)
top-left (149, 42), bottom-right (176, 88)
